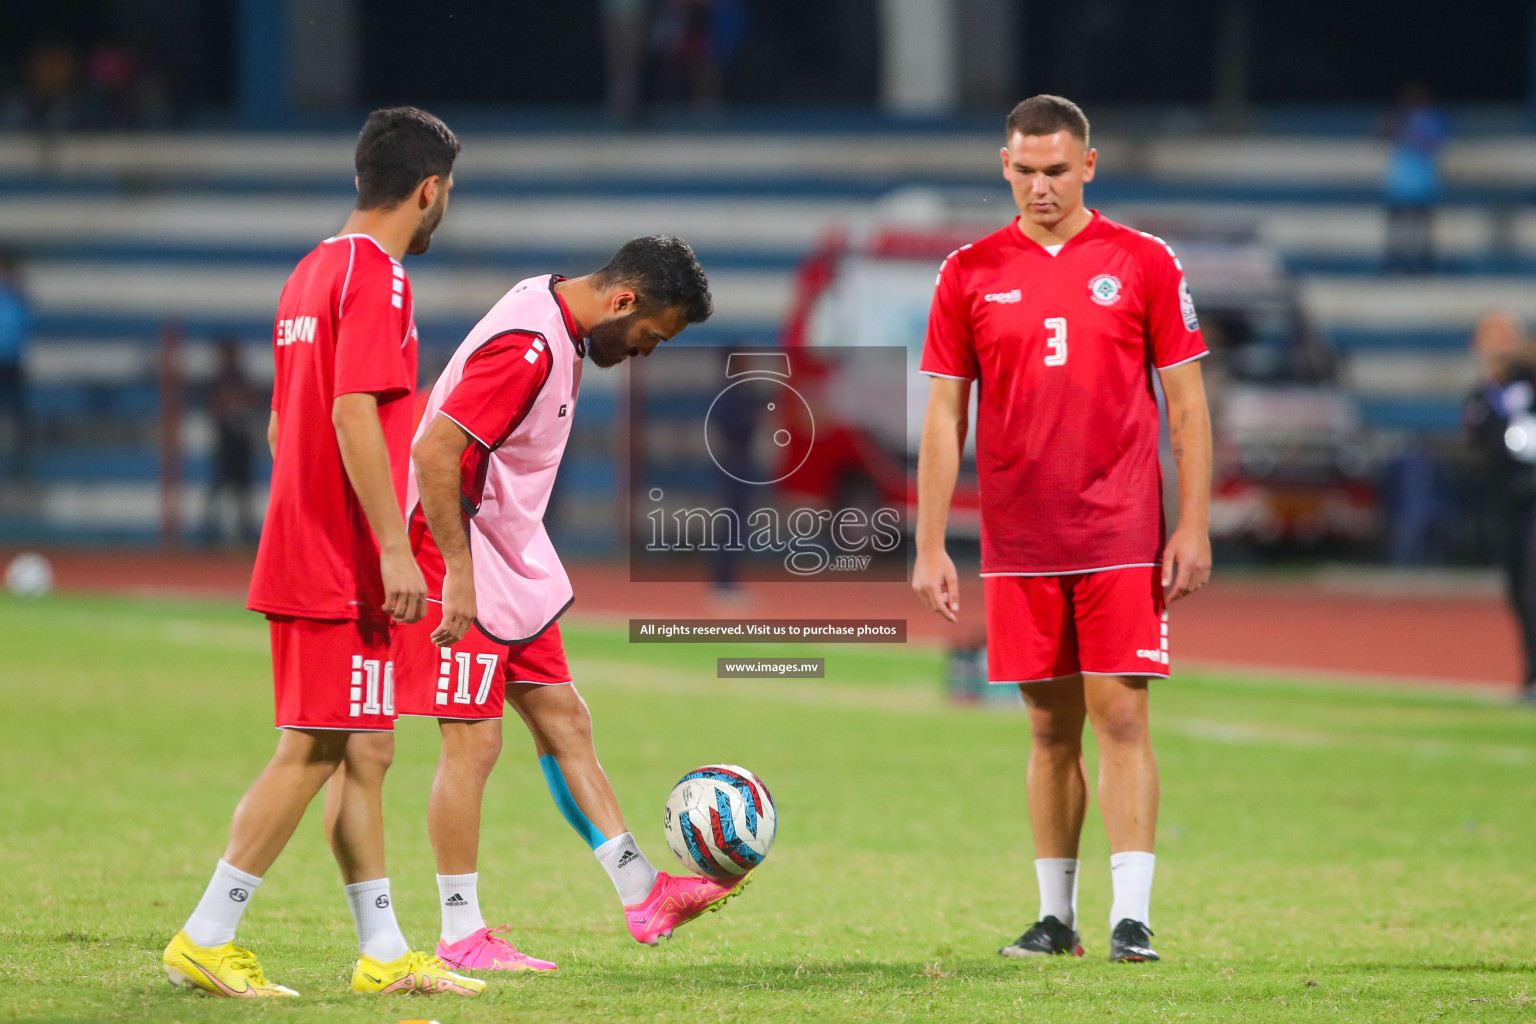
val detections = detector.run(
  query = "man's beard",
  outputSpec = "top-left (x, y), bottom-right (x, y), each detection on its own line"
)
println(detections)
top-left (586, 317), bottom-right (636, 368)
top-left (406, 195), bottom-right (447, 255)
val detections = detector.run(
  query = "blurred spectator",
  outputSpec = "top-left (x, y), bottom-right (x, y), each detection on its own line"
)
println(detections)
top-left (2, 39), bottom-right (91, 133)
top-left (202, 339), bottom-right (259, 546)
top-left (603, 0), bottom-right (649, 126)
top-left (652, 0), bottom-right (748, 112)
top-left (0, 254), bottom-right (31, 479)
top-left (1381, 84), bottom-right (1446, 274)
top-left (86, 39), bottom-right (172, 129)
top-left (1461, 311), bottom-right (1536, 703)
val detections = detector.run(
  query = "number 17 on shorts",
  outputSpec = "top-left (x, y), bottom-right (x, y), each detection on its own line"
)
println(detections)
top-left (439, 648), bottom-right (499, 708)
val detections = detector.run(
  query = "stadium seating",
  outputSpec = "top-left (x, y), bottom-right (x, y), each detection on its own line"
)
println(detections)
top-left (4, 129), bottom-right (1532, 543)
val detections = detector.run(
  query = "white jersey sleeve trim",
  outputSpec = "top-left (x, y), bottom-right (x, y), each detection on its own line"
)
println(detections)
top-left (1155, 351), bottom-right (1209, 371)
top-left (439, 411), bottom-right (494, 450)
top-left (980, 563), bottom-right (1157, 577)
top-left (328, 232), bottom-right (393, 259)
top-left (337, 237), bottom-right (357, 320)
top-left (921, 371), bottom-right (975, 381)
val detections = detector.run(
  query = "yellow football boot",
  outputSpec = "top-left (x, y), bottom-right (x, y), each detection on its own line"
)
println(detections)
top-left (351, 949), bottom-right (486, 995)
top-left (162, 930), bottom-right (299, 997)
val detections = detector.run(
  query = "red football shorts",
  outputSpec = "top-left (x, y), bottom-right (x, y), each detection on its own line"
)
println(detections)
top-left (268, 614), bottom-right (395, 731)
top-left (393, 604), bottom-right (572, 721)
top-left (983, 566), bottom-right (1169, 684)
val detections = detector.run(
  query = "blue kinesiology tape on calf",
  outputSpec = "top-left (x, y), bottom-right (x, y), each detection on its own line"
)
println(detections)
top-left (539, 753), bottom-right (607, 850)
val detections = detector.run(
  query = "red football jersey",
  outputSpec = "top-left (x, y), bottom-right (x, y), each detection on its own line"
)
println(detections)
top-left (920, 212), bottom-right (1206, 575)
top-left (249, 233), bottom-right (419, 620)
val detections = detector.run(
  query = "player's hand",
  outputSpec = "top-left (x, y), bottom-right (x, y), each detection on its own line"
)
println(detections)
top-left (912, 547), bottom-right (961, 622)
top-left (432, 564), bottom-right (476, 646)
top-left (1162, 523), bottom-right (1212, 602)
top-left (379, 542), bottom-right (428, 624)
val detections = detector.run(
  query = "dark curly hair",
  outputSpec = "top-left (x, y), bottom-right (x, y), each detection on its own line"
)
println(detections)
top-left (594, 235), bottom-right (712, 324)
top-left (354, 106), bottom-right (460, 211)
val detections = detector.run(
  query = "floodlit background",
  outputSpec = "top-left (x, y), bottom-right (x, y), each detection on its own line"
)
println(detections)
top-left (1, 6), bottom-right (1534, 1019)
top-left (2, 0), bottom-right (1531, 684)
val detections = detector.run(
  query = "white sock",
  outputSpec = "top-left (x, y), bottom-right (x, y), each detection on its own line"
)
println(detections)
top-left (436, 872), bottom-right (487, 945)
top-left (343, 878), bottom-right (409, 962)
top-left (594, 832), bottom-right (660, 906)
top-left (1034, 857), bottom-right (1080, 929)
top-left (183, 859), bottom-right (262, 947)
top-left (1109, 851), bottom-right (1156, 928)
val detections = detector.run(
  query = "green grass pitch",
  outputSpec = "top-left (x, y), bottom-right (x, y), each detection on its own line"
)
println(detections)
top-left (1, 591), bottom-right (1533, 1022)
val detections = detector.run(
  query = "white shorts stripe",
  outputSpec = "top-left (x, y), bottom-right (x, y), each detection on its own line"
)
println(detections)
top-left (981, 563), bottom-right (1156, 578)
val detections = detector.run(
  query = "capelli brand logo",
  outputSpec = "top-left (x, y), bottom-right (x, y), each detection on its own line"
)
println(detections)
top-left (984, 289), bottom-right (1022, 304)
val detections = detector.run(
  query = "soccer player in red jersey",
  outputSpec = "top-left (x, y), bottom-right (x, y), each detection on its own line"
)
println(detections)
top-left (163, 108), bottom-right (484, 997)
top-left (913, 95), bottom-right (1213, 963)
top-left (391, 238), bottom-right (742, 963)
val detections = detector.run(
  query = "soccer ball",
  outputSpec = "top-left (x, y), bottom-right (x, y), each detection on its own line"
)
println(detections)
top-left (5, 552), bottom-right (53, 597)
top-left (663, 764), bottom-right (776, 878)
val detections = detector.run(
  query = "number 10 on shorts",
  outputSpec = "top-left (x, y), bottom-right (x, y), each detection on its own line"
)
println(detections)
top-left (350, 656), bottom-right (394, 717)
top-left (1044, 317), bottom-right (1067, 366)
top-left (438, 647), bottom-right (498, 706)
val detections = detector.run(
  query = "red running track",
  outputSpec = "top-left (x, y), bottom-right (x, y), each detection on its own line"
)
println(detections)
top-left (3, 549), bottom-right (1519, 693)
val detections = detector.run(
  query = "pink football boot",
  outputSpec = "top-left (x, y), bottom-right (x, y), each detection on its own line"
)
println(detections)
top-left (624, 872), bottom-right (751, 946)
top-left (435, 926), bottom-right (557, 972)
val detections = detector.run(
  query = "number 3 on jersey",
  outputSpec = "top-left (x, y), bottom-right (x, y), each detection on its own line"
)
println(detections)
top-left (1043, 317), bottom-right (1068, 366)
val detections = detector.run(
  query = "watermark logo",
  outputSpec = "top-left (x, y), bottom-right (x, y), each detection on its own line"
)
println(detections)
top-left (704, 353), bottom-right (814, 485)
top-left (629, 346), bottom-right (907, 583)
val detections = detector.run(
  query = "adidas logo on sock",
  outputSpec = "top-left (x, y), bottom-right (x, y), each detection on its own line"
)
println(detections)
top-left (616, 850), bottom-right (638, 868)
top-left (445, 893), bottom-right (466, 906)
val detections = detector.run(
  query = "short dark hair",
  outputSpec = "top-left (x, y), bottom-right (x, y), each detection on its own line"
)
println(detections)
top-left (1005, 94), bottom-right (1090, 148)
top-left (595, 235), bottom-right (713, 324)
top-left (354, 106), bottom-right (460, 210)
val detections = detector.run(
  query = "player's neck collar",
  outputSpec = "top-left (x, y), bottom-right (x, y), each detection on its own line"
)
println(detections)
top-left (1014, 209), bottom-right (1100, 253)
top-left (327, 232), bottom-right (396, 262)
top-left (548, 275), bottom-right (586, 357)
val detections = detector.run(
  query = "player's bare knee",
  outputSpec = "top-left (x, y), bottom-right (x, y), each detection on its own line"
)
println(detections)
top-left (344, 731), bottom-right (395, 777)
top-left (1028, 716), bottom-right (1085, 757)
top-left (442, 721), bottom-right (502, 777)
top-left (526, 685), bottom-right (592, 753)
top-left (1089, 703), bottom-right (1148, 749)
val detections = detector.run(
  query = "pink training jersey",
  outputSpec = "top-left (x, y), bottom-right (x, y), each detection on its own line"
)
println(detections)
top-left (250, 233), bottom-right (419, 620)
top-left (920, 212), bottom-right (1207, 576)
top-left (406, 274), bottom-right (583, 642)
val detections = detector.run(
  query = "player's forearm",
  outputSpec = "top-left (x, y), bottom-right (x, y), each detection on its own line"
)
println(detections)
top-left (916, 413), bottom-right (963, 555)
top-left (1167, 394), bottom-right (1212, 531)
top-left (267, 410), bottom-right (278, 458)
top-left (412, 431), bottom-right (473, 574)
top-left (332, 393), bottom-right (410, 554)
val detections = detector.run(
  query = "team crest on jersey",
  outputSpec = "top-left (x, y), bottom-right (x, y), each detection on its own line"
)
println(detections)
top-left (1088, 274), bottom-right (1123, 306)
top-left (1178, 277), bottom-right (1200, 330)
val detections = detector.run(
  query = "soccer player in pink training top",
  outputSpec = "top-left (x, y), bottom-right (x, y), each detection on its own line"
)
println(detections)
top-left (163, 107), bottom-right (485, 997)
top-left (913, 95), bottom-right (1213, 963)
top-left (389, 235), bottom-right (736, 971)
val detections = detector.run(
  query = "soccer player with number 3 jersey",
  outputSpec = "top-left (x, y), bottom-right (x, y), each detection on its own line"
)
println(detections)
top-left (914, 95), bottom-right (1213, 963)
top-left (163, 108), bottom-right (484, 998)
